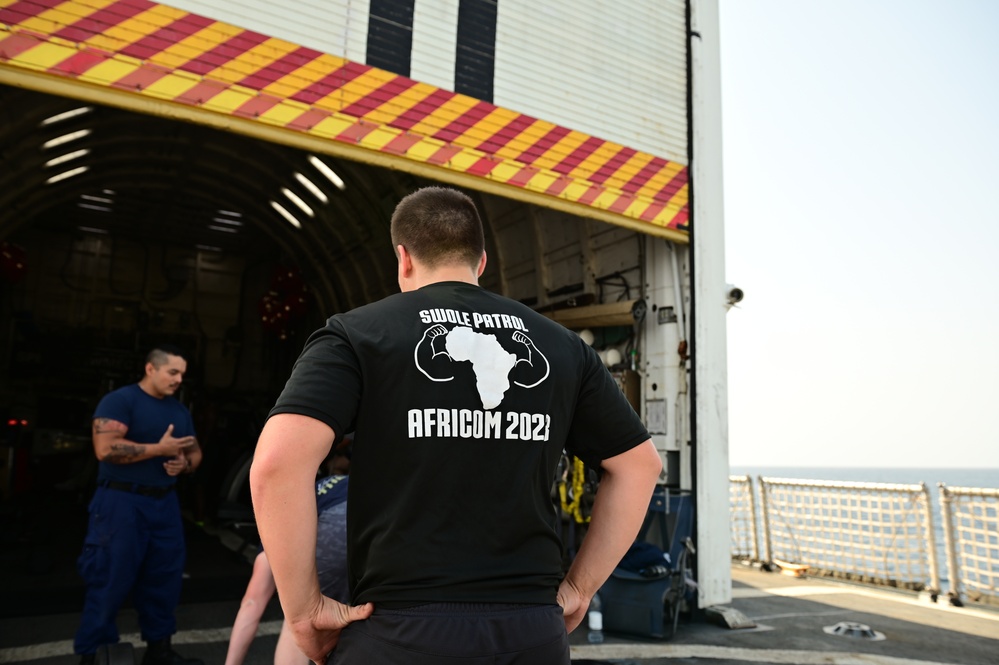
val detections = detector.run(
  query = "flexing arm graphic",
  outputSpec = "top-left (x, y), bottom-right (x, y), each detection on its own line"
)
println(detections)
top-left (414, 324), bottom-right (455, 381)
top-left (511, 331), bottom-right (550, 388)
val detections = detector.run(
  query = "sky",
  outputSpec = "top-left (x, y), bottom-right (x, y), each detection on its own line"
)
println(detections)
top-left (717, 0), bottom-right (999, 469)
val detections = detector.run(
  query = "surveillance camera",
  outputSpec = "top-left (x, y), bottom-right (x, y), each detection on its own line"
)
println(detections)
top-left (726, 284), bottom-right (744, 307)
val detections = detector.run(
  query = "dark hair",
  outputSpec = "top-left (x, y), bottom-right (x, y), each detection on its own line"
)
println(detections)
top-left (147, 344), bottom-right (186, 367)
top-left (390, 187), bottom-right (484, 270)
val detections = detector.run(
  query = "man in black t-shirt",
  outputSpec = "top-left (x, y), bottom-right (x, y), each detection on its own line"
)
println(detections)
top-left (250, 187), bottom-right (662, 664)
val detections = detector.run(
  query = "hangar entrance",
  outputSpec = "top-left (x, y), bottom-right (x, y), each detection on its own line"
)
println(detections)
top-left (0, 82), bottom-right (647, 616)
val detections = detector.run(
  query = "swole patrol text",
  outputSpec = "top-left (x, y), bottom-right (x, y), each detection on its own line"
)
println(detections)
top-left (419, 308), bottom-right (528, 331)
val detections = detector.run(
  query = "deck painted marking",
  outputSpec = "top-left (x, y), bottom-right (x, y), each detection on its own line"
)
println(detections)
top-left (0, 626), bottom-right (972, 665)
top-left (733, 585), bottom-right (999, 623)
top-left (569, 644), bottom-right (968, 665)
top-left (733, 585), bottom-right (853, 598)
top-left (0, 621), bottom-right (282, 663)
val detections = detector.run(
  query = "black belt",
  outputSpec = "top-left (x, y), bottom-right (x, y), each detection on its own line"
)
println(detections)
top-left (99, 479), bottom-right (175, 498)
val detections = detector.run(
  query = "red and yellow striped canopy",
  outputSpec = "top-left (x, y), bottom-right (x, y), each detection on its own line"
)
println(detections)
top-left (0, 0), bottom-right (689, 237)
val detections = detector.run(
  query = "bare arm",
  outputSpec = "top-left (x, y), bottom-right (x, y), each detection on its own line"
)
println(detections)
top-left (557, 439), bottom-right (662, 633)
top-left (250, 414), bottom-right (372, 663)
top-left (92, 419), bottom-right (195, 464)
top-left (225, 552), bottom-right (277, 665)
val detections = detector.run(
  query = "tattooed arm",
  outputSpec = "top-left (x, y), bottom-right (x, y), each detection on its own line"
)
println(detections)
top-left (92, 418), bottom-right (196, 464)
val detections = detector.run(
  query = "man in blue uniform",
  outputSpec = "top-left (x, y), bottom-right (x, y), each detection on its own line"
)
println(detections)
top-left (74, 345), bottom-right (204, 665)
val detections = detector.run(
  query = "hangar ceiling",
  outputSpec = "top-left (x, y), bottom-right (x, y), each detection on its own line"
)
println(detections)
top-left (0, 82), bottom-right (467, 314)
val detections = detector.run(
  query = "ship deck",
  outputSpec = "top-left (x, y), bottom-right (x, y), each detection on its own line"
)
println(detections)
top-left (3, 559), bottom-right (996, 665)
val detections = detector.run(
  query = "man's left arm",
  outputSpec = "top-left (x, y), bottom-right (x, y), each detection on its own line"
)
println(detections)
top-left (163, 438), bottom-right (202, 477)
top-left (557, 439), bottom-right (662, 633)
top-left (185, 439), bottom-right (202, 472)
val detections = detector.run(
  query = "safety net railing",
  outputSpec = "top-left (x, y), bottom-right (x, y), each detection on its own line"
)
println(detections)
top-left (729, 475), bottom-right (758, 561)
top-left (939, 484), bottom-right (999, 606)
top-left (755, 477), bottom-right (939, 592)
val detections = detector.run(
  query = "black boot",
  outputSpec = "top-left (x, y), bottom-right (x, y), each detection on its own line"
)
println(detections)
top-left (140, 638), bottom-right (203, 665)
top-left (79, 655), bottom-right (95, 665)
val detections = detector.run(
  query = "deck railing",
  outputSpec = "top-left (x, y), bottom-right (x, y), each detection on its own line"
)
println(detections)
top-left (939, 484), bottom-right (999, 606)
top-left (729, 475), bottom-right (758, 561)
top-left (729, 476), bottom-right (997, 606)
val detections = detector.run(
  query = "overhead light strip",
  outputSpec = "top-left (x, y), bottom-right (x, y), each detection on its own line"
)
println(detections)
top-left (211, 217), bottom-right (244, 227)
top-left (42, 128), bottom-right (91, 149)
top-left (45, 148), bottom-right (90, 168)
top-left (270, 201), bottom-right (302, 229)
top-left (46, 166), bottom-right (88, 184)
top-left (40, 107), bottom-right (93, 126)
top-left (282, 187), bottom-right (315, 218)
top-left (78, 203), bottom-right (112, 212)
top-left (80, 194), bottom-right (113, 204)
top-left (308, 156), bottom-right (346, 191)
top-left (294, 172), bottom-right (328, 203)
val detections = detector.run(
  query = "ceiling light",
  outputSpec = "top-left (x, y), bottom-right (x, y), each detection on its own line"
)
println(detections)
top-left (282, 187), bottom-right (315, 218)
top-left (77, 226), bottom-right (108, 235)
top-left (46, 166), bottom-right (89, 184)
top-left (43, 129), bottom-right (91, 149)
top-left (270, 201), bottom-right (302, 229)
top-left (208, 224), bottom-right (239, 234)
top-left (80, 194), bottom-right (113, 204)
top-left (211, 217), bottom-right (243, 227)
top-left (40, 107), bottom-right (93, 126)
top-left (196, 244), bottom-right (223, 252)
top-left (78, 203), bottom-right (113, 212)
top-left (308, 156), bottom-right (346, 190)
top-left (294, 172), bottom-right (328, 203)
top-left (45, 149), bottom-right (90, 168)
top-left (217, 209), bottom-right (242, 218)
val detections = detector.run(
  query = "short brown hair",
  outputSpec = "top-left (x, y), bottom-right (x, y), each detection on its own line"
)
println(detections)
top-left (390, 187), bottom-right (484, 270)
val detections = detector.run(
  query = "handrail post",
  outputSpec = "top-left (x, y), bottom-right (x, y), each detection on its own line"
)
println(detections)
top-left (938, 483), bottom-right (961, 603)
top-left (759, 476), bottom-right (772, 564)
top-left (919, 482), bottom-right (940, 594)
top-left (747, 475), bottom-right (759, 562)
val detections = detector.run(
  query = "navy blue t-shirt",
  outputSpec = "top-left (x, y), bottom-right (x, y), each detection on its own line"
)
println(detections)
top-left (93, 383), bottom-right (197, 488)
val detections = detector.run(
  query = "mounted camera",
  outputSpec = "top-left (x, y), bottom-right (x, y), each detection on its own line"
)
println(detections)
top-left (726, 284), bottom-right (744, 308)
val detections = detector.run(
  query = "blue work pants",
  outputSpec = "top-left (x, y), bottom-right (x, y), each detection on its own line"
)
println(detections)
top-left (73, 487), bottom-right (185, 654)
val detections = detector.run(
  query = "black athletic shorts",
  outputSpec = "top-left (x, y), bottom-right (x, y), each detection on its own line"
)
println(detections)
top-left (330, 602), bottom-right (570, 664)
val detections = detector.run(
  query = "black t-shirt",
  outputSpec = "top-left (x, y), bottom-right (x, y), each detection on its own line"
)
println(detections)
top-left (270, 281), bottom-right (650, 606)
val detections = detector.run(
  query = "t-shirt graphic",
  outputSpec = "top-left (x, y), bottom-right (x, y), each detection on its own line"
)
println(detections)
top-left (415, 323), bottom-right (550, 409)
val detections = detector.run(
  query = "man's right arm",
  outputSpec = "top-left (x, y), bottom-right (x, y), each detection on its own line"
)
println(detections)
top-left (250, 413), bottom-right (372, 663)
top-left (92, 419), bottom-right (194, 463)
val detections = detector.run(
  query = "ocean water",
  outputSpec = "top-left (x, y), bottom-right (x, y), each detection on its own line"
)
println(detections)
top-left (727, 466), bottom-right (999, 590)
top-left (728, 466), bottom-right (999, 489)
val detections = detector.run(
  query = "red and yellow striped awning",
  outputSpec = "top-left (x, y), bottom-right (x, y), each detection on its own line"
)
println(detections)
top-left (0, 0), bottom-right (689, 238)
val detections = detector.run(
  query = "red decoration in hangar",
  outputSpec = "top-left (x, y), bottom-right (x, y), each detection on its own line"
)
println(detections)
top-left (258, 265), bottom-right (311, 339)
top-left (0, 241), bottom-right (27, 283)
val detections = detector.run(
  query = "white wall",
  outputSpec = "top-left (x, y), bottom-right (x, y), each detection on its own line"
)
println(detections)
top-left (165, 0), bottom-right (688, 163)
top-left (165, 0), bottom-right (371, 63)
top-left (494, 0), bottom-right (688, 163)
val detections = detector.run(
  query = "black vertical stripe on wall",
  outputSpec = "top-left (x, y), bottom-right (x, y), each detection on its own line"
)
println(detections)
top-left (455, 0), bottom-right (498, 102)
top-left (367, 0), bottom-right (416, 77)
